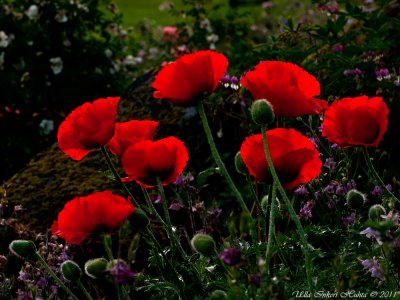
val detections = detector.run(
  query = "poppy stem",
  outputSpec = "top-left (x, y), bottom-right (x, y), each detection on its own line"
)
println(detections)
top-left (246, 175), bottom-right (266, 239)
top-left (197, 102), bottom-right (249, 213)
top-left (36, 253), bottom-right (79, 300)
top-left (77, 280), bottom-right (94, 300)
top-left (260, 125), bottom-right (315, 298)
top-left (157, 177), bottom-right (188, 259)
top-left (265, 182), bottom-right (277, 273)
top-left (197, 101), bottom-right (259, 247)
top-left (362, 147), bottom-right (399, 203)
top-left (100, 146), bottom-right (139, 207)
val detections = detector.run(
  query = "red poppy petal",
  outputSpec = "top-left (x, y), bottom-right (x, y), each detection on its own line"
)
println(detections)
top-left (57, 97), bottom-right (120, 160)
top-left (240, 61), bottom-right (326, 117)
top-left (107, 120), bottom-right (159, 157)
top-left (240, 128), bottom-right (321, 189)
top-left (322, 96), bottom-right (388, 147)
top-left (152, 50), bottom-right (228, 105)
top-left (51, 191), bottom-right (134, 245)
top-left (121, 137), bottom-right (189, 188)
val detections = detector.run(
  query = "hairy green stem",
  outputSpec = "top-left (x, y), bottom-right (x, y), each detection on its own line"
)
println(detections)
top-left (157, 178), bottom-right (188, 259)
top-left (265, 182), bottom-right (277, 272)
top-left (261, 125), bottom-right (314, 297)
top-left (362, 147), bottom-right (399, 203)
top-left (36, 254), bottom-right (79, 300)
top-left (198, 101), bottom-right (259, 248)
top-left (77, 280), bottom-right (94, 300)
top-left (197, 101), bottom-right (250, 215)
top-left (100, 146), bottom-right (139, 207)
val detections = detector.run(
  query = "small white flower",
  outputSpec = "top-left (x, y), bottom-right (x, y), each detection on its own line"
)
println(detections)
top-left (39, 119), bottom-right (54, 135)
top-left (49, 57), bottom-right (63, 75)
top-left (26, 5), bottom-right (39, 19)
top-left (0, 31), bottom-right (9, 48)
top-left (55, 11), bottom-right (68, 23)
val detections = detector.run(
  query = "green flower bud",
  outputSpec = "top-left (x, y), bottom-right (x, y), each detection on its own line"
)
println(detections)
top-left (191, 233), bottom-right (216, 257)
top-left (368, 204), bottom-right (386, 221)
top-left (346, 189), bottom-right (365, 209)
top-left (251, 99), bottom-right (275, 125)
top-left (260, 195), bottom-right (269, 214)
top-left (234, 152), bottom-right (248, 175)
top-left (129, 208), bottom-right (150, 229)
top-left (61, 260), bottom-right (82, 282)
top-left (84, 258), bottom-right (108, 279)
top-left (209, 289), bottom-right (227, 300)
top-left (9, 240), bottom-right (37, 261)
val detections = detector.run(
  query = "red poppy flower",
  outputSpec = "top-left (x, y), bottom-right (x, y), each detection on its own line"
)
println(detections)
top-left (51, 191), bottom-right (134, 245)
top-left (240, 128), bottom-right (322, 190)
top-left (152, 50), bottom-right (228, 105)
top-left (107, 120), bottom-right (159, 157)
top-left (240, 61), bottom-right (327, 117)
top-left (322, 96), bottom-right (389, 147)
top-left (57, 97), bottom-right (120, 160)
top-left (121, 137), bottom-right (189, 188)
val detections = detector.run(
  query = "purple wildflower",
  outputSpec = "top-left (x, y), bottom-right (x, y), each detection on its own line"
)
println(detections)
top-left (394, 77), bottom-right (400, 87)
top-left (37, 277), bottom-right (47, 288)
top-left (361, 258), bottom-right (384, 280)
top-left (18, 270), bottom-right (30, 282)
top-left (218, 248), bottom-right (241, 266)
top-left (169, 202), bottom-right (184, 211)
top-left (335, 185), bottom-right (346, 196)
top-left (360, 227), bottom-right (382, 244)
top-left (309, 137), bottom-right (319, 148)
top-left (150, 195), bottom-right (162, 204)
top-left (250, 275), bottom-right (261, 287)
top-left (331, 143), bottom-right (339, 150)
top-left (294, 185), bottom-right (309, 196)
top-left (106, 261), bottom-right (136, 285)
top-left (343, 212), bottom-right (356, 226)
top-left (381, 211), bottom-right (399, 225)
top-left (324, 181), bottom-right (338, 193)
top-left (331, 44), bottom-right (344, 53)
top-left (385, 184), bottom-right (393, 192)
top-left (299, 200), bottom-right (314, 221)
top-left (207, 207), bottom-right (222, 227)
top-left (324, 157), bottom-right (336, 173)
top-left (353, 68), bottom-right (364, 76)
top-left (371, 186), bottom-right (382, 196)
top-left (345, 180), bottom-right (357, 191)
top-left (375, 68), bottom-right (390, 81)
top-left (220, 74), bottom-right (231, 87)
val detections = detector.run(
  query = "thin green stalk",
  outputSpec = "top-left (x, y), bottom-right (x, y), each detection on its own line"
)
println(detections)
top-left (246, 175), bottom-right (266, 240)
top-left (198, 101), bottom-right (259, 249)
top-left (362, 147), bottom-right (399, 203)
top-left (197, 102), bottom-right (250, 215)
top-left (157, 178), bottom-right (188, 259)
top-left (77, 280), bottom-right (94, 300)
top-left (260, 125), bottom-right (314, 297)
top-left (265, 182), bottom-right (277, 272)
top-left (100, 146), bottom-right (139, 207)
top-left (36, 254), bottom-right (79, 300)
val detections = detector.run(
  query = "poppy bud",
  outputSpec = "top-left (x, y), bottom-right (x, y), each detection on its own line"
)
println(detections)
top-left (129, 208), bottom-right (150, 229)
top-left (368, 204), bottom-right (386, 221)
top-left (251, 99), bottom-right (275, 125)
top-left (209, 290), bottom-right (227, 300)
top-left (260, 195), bottom-right (269, 214)
top-left (85, 258), bottom-right (108, 279)
top-left (346, 189), bottom-right (365, 209)
top-left (234, 152), bottom-right (248, 175)
top-left (191, 233), bottom-right (216, 257)
top-left (61, 260), bottom-right (82, 282)
top-left (9, 240), bottom-right (37, 261)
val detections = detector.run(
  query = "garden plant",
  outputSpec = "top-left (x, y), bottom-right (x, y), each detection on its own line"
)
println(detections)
top-left (1, 0), bottom-right (400, 299)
